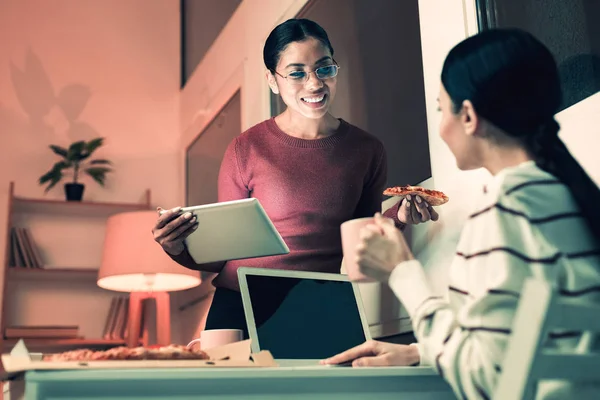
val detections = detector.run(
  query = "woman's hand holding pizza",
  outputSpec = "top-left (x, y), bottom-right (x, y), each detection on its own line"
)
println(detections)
top-left (397, 194), bottom-right (439, 225)
top-left (354, 213), bottom-right (415, 282)
top-left (384, 185), bottom-right (447, 225)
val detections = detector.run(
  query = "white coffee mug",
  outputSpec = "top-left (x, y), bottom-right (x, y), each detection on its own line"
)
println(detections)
top-left (341, 217), bottom-right (377, 282)
top-left (187, 329), bottom-right (243, 350)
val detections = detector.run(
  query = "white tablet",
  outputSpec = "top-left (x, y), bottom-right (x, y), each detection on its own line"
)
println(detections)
top-left (168, 198), bottom-right (289, 264)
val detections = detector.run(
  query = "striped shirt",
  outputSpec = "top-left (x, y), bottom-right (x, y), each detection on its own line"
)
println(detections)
top-left (390, 161), bottom-right (600, 399)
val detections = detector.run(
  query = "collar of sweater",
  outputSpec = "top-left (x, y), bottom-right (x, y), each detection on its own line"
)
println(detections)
top-left (266, 117), bottom-right (350, 148)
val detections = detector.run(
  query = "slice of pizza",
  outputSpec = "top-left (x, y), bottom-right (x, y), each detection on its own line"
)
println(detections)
top-left (42, 344), bottom-right (209, 362)
top-left (383, 185), bottom-right (449, 206)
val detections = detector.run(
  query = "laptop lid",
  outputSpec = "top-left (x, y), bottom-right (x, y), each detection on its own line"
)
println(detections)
top-left (238, 267), bottom-right (372, 360)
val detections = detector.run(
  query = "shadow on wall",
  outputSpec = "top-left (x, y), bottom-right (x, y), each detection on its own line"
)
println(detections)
top-left (559, 53), bottom-right (600, 111)
top-left (1, 48), bottom-right (99, 148)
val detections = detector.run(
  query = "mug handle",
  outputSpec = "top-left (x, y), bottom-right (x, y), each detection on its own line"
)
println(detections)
top-left (186, 338), bottom-right (201, 349)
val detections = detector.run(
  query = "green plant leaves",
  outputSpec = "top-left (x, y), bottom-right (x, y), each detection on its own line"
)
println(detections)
top-left (49, 145), bottom-right (68, 158)
top-left (67, 141), bottom-right (86, 161)
top-left (89, 159), bottom-right (111, 165)
top-left (85, 167), bottom-right (111, 186)
top-left (39, 161), bottom-right (71, 192)
top-left (39, 137), bottom-right (112, 192)
top-left (85, 137), bottom-right (104, 154)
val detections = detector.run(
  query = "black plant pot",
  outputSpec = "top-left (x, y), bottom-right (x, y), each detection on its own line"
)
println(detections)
top-left (65, 183), bottom-right (85, 201)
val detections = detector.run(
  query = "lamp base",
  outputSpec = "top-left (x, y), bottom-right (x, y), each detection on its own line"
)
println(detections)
top-left (127, 292), bottom-right (170, 347)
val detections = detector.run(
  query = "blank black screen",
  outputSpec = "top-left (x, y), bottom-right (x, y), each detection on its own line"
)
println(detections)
top-left (245, 275), bottom-right (367, 359)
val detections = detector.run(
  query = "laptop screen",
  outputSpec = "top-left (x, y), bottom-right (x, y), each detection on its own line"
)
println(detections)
top-left (245, 274), bottom-right (368, 359)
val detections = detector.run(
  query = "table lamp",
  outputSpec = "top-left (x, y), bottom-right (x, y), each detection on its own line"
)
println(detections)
top-left (97, 210), bottom-right (201, 347)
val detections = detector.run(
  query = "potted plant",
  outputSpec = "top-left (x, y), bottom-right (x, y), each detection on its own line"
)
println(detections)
top-left (39, 137), bottom-right (112, 201)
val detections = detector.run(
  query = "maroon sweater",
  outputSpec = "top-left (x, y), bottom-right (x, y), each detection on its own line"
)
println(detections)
top-left (172, 118), bottom-right (402, 291)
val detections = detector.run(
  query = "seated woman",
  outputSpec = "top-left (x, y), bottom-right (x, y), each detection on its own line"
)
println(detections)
top-left (323, 28), bottom-right (600, 399)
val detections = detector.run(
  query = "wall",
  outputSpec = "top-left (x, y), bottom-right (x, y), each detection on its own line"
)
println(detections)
top-left (0, 0), bottom-right (181, 206)
top-left (181, 0), bottom-right (242, 85)
top-left (556, 91), bottom-right (600, 186)
top-left (0, 0), bottom-right (182, 342)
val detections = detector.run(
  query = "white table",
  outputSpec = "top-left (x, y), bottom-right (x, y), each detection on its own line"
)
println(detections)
top-left (9, 365), bottom-right (455, 399)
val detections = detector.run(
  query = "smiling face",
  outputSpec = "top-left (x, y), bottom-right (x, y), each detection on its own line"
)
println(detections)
top-left (267, 37), bottom-right (337, 120)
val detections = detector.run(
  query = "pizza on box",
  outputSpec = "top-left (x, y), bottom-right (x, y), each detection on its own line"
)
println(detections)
top-left (383, 185), bottom-right (449, 206)
top-left (43, 344), bottom-right (209, 362)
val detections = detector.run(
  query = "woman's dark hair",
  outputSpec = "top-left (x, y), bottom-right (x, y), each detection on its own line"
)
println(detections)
top-left (441, 28), bottom-right (600, 242)
top-left (263, 18), bottom-right (334, 72)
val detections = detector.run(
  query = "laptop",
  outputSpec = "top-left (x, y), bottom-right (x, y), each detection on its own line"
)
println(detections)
top-left (238, 267), bottom-right (372, 367)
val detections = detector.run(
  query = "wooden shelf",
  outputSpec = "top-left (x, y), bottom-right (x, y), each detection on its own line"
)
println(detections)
top-left (12, 192), bottom-right (151, 217)
top-left (1, 183), bottom-right (153, 350)
top-left (8, 267), bottom-right (99, 281)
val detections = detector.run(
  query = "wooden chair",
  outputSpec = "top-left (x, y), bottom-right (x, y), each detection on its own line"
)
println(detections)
top-left (494, 278), bottom-right (600, 399)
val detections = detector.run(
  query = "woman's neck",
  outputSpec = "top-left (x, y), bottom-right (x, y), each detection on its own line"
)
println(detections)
top-left (483, 144), bottom-right (533, 175)
top-left (275, 110), bottom-right (340, 140)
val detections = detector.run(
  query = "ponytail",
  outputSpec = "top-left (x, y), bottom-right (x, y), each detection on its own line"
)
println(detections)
top-left (527, 119), bottom-right (600, 242)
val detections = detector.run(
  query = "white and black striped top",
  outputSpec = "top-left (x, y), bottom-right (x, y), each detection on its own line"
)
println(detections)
top-left (389, 161), bottom-right (600, 400)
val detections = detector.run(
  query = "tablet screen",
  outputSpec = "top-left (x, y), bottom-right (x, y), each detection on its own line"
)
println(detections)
top-left (180, 199), bottom-right (289, 264)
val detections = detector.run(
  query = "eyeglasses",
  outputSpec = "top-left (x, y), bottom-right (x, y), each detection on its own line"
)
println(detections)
top-left (274, 64), bottom-right (340, 85)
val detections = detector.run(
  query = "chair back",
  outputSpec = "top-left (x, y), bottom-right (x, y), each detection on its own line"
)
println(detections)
top-left (493, 278), bottom-right (600, 399)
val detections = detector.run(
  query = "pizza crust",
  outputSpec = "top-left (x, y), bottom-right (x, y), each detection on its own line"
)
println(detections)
top-left (383, 185), bottom-right (449, 206)
top-left (43, 345), bottom-right (209, 362)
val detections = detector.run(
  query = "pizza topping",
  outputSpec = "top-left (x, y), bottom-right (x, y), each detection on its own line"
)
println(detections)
top-left (383, 185), bottom-right (449, 206)
top-left (42, 345), bottom-right (209, 362)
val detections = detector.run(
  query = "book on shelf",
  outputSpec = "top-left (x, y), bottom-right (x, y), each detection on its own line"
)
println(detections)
top-left (5, 325), bottom-right (79, 339)
top-left (111, 296), bottom-right (130, 340)
top-left (102, 297), bottom-right (120, 339)
top-left (102, 296), bottom-right (146, 343)
top-left (22, 228), bottom-right (44, 268)
top-left (10, 228), bottom-right (25, 267)
top-left (9, 227), bottom-right (43, 268)
top-left (102, 296), bottom-right (130, 340)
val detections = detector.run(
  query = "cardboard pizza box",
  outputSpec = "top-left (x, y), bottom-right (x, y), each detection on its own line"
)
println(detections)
top-left (1, 338), bottom-right (278, 380)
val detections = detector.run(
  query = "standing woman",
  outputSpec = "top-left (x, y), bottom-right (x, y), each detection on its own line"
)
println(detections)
top-left (323, 29), bottom-right (600, 399)
top-left (152, 19), bottom-right (438, 336)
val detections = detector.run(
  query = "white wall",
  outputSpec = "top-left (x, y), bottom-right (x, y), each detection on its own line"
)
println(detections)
top-left (556, 91), bottom-right (600, 186)
top-left (182, 0), bottom-right (242, 84)
top-left (0, 0), bottom-right (181, 206)
top-left (0, 0), bottom-right (182, 342)
top-left (408, 0), bottom-right (483, 299)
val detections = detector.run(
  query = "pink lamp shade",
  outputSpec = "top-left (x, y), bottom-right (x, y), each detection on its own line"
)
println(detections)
top-left (97, 210), bottom-right (201, 293)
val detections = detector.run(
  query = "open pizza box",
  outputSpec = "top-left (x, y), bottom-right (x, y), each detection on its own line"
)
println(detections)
top-left (1, 338), bottom-right (278, 380)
